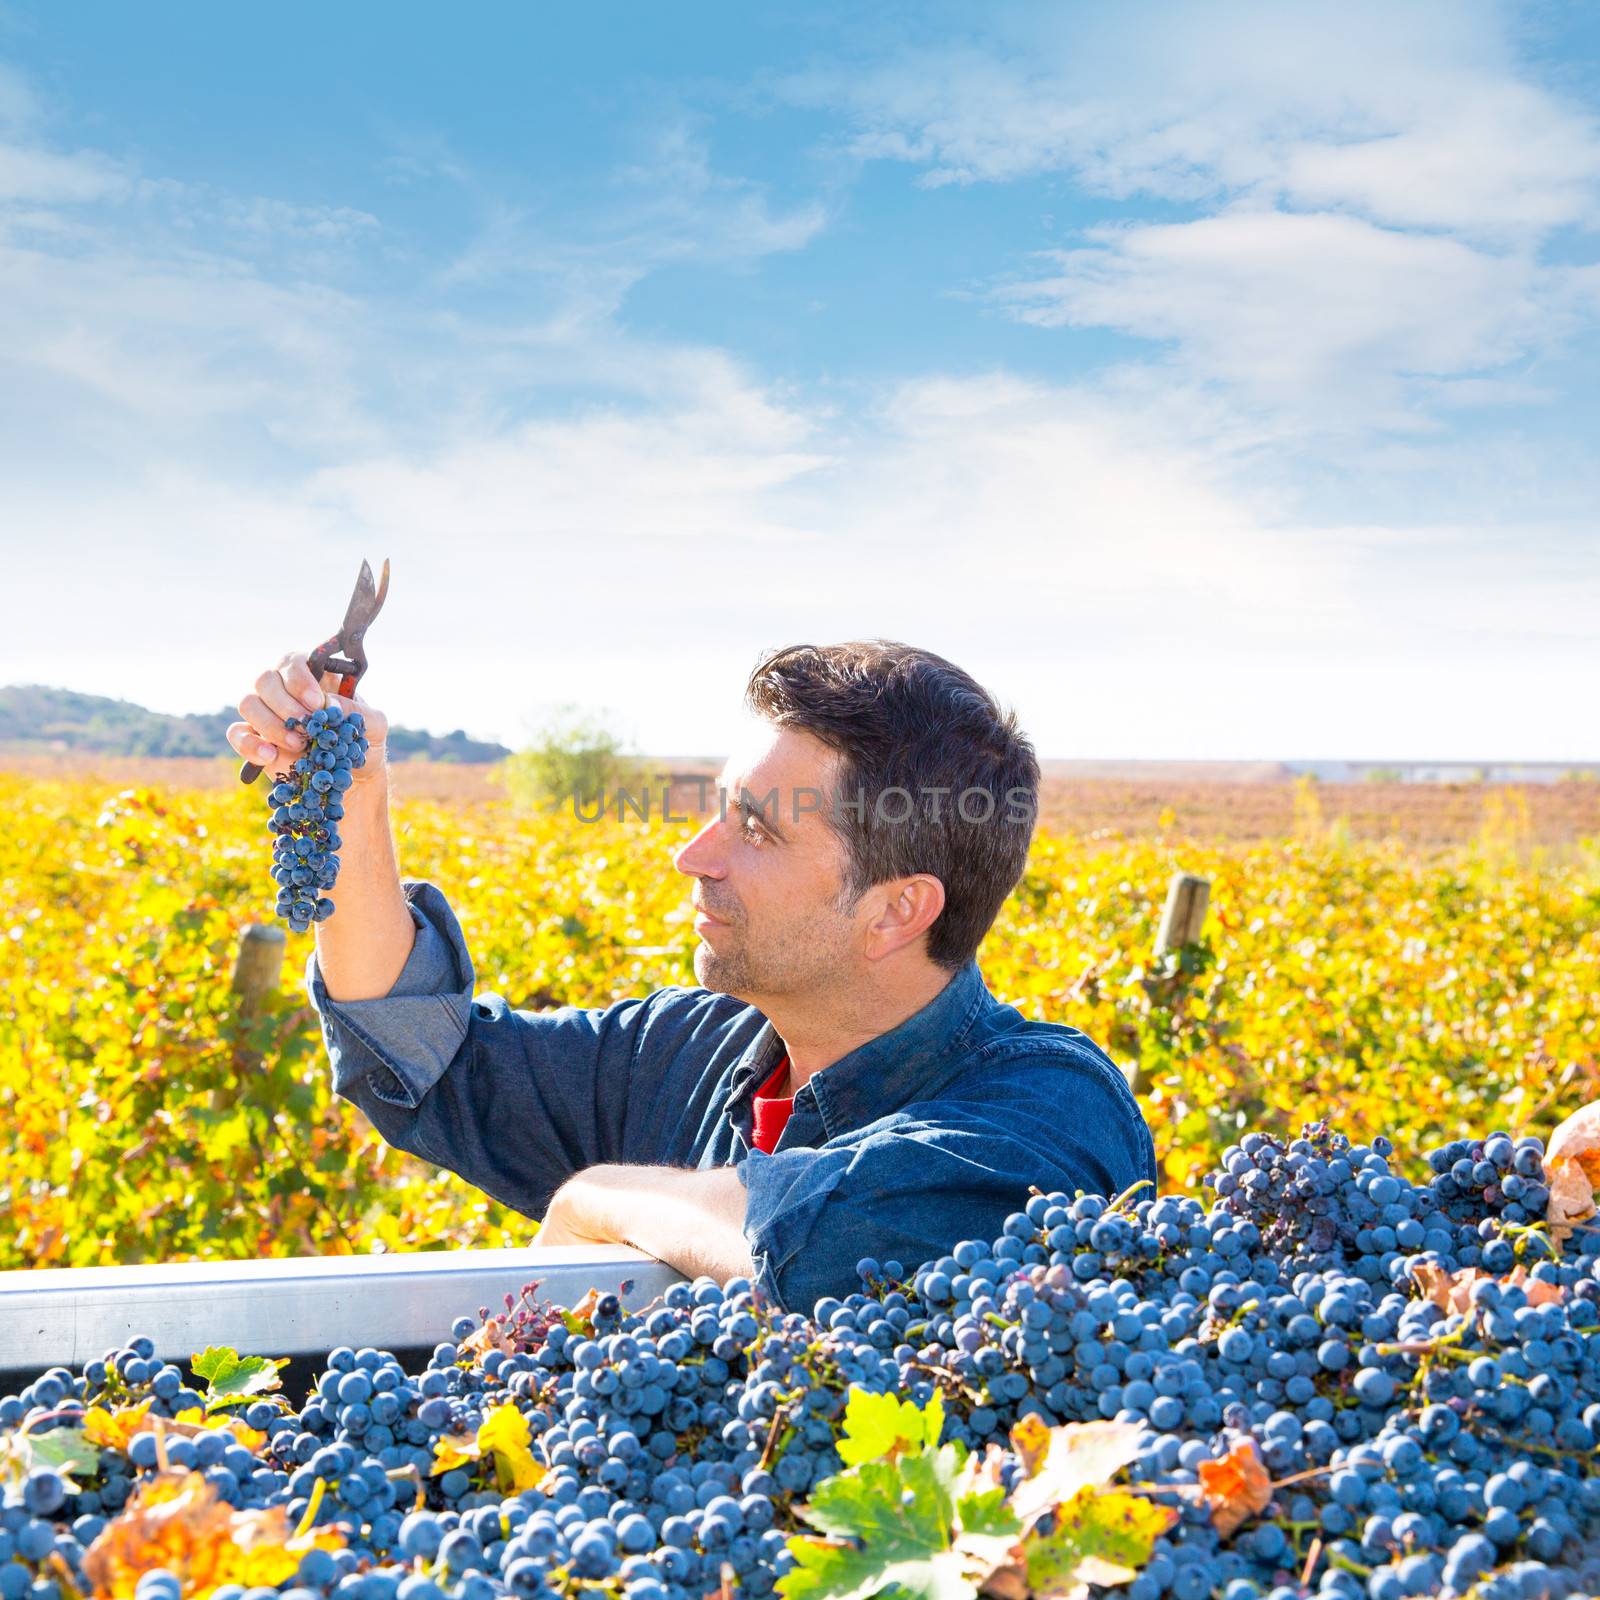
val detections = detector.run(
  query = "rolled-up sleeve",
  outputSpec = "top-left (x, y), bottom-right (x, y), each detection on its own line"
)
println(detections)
top-left (305, 880), bottom-right (474, 1110)
top-left (305, 879), bottom-right (657, 1218)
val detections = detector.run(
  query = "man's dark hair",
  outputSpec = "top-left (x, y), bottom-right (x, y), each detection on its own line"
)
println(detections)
top-left (743, 640), bottom-right (1040, 972)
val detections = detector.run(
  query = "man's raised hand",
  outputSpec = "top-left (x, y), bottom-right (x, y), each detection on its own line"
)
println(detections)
top-left (228, 651), bottom-right (389, 780)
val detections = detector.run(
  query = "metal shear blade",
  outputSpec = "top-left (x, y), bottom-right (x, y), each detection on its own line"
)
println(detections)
top-left (310, 557), bottom-right (391, 683)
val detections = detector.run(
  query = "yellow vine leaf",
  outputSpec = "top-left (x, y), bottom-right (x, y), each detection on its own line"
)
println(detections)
top-left (171, 1410), bottom-right (267, 1452)
top-left (476, 1401), bottom-right (547, 1494)
top-left (430, 1400), bottom-right (546, 1494)
top-left (82, 1401), bottom-right (154, 1453)
top-left (82, 1469), bottom-right (343, 1600)
top-left (430, 1431), bottom-right (479, 1477)
top-left (1021, 1486), bottom-right (1178, 1597)
top-left (836, 1386), bottom-right (945, 1467)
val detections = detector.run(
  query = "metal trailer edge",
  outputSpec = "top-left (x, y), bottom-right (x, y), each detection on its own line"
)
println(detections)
top-left (0, 1246), bottom-right (686, 1391)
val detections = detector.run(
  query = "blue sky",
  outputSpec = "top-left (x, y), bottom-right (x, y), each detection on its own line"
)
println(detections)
top-left (1, 1), bottom-right (1596, 759)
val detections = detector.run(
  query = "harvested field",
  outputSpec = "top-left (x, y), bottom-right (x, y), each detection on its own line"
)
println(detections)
top-left (3, 747), bottom-right (1595, 848)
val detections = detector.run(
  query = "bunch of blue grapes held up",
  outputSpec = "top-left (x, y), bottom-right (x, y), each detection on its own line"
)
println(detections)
top-left (265, 700), bottom-right (367, 933)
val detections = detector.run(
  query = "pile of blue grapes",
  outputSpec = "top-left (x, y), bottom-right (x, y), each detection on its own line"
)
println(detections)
top-left (265, 702), bottom-right (367, 933)
top-left (3, 1120), bottom-right (1599, 1600)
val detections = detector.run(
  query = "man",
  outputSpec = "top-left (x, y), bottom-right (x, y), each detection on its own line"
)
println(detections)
top-left (229, 640), bottom-right (1156, 1313)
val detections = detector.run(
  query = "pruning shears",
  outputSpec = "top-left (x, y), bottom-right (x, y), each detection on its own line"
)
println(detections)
top-left (238, 557), bottom-right (391, 785)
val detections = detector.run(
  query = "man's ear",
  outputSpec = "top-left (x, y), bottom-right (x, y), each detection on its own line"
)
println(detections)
top-left (863, 873), bottom-right (945, 961)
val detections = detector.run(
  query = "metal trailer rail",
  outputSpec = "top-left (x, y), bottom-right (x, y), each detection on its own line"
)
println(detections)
top-left (0, 1247), bottom-right (684, 1391)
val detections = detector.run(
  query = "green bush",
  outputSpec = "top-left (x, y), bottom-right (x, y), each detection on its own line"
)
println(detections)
top-left (492, 704), bottom-right (666, 815)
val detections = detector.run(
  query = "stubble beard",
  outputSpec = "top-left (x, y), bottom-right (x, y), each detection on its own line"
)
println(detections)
top-left (693, 906), bottom-right (855, 1004)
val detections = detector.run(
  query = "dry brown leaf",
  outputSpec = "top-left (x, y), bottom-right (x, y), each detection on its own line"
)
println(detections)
top-left (1411, 1260), bottom-right (1566, 1315)
top-left (1412, 1262), bottom-right (1488, 1315)
top-left (978, 1568), bottom-right (1029, 1600)
top-left (566, 1287), bottom-right (603, 1328)
top-left (1503, 1266), bottom-right (1565, 1307)
top-left (460, 1315), bottom-right (518, 1363)
top-left (1197, 1439), bottom-right (1272, 1537)
top-left (1545, 1100), bottom-right (1600, 1246)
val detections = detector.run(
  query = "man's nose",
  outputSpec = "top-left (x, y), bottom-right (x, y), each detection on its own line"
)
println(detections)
top-left (673, 816), bottom-right (726, 877)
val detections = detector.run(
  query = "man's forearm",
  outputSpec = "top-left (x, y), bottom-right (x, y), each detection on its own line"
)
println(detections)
top-left (312, 758), bottom-right (418, 1001)
top-left (535, 1165), bottom-right (757, 1283)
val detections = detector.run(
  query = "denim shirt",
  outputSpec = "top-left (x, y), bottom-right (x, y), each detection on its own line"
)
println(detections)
top-left (305, 880), bottom-right (1157, 1315)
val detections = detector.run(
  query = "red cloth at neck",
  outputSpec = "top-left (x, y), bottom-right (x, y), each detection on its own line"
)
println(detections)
top-left (750, 1056), bottom-right (793, 1153)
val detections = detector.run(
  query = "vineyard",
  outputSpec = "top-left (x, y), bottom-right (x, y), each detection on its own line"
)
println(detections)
top-left (2, 770), bottom-right (1596, 1271)
top-left (6, 769), bottom-right (1600, 1599)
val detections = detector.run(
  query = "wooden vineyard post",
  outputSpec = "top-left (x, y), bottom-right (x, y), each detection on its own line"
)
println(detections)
top-left (228, 924), bottom-right (287, 1085)
top-left (1126, 872), bottom-right (1212, 1096)
top-left (232, 923), bottom-right (287, 1016)
top-left (1155, 872), bottom-right (1211, 957)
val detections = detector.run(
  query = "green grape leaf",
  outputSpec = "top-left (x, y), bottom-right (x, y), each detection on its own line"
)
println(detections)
top-left (778, 1537), bottom-right (979, 1600)
top-left (946, 1441), bottom-right (1024, 1580)
top-left (954, 1483), bottom-right (1017, 1538)
top-left (190, 1345), bottom-right (288, 1408)
top-left (799, 1453), bottom-right (954, 1547)
top-left (836, 1386), bottom-right (946, 1467)
top-left (1021, 1487), bottom-right (1179, 1597)
top-left (33, 1426), bottom-right (101, 1488)
top-left (782, 1443), bottom-right (1022, 1600)
top-left (0, 1426), bottom-right (101, 1491)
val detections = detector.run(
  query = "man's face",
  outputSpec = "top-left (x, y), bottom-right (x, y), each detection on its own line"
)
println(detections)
top-left (671, 722), bottom-right (863, 1002)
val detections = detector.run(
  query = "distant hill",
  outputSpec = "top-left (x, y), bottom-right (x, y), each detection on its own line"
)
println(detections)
top-left (0, 685), bottom-right (512, 763)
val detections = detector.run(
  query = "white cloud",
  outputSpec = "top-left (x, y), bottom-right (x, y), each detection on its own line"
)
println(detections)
top-left (0, 57), bottom-right (126, 206)
top-left (998, 210), bottom-right (1569, 412)
top-left (789, 1), bottom-right (1600, 421)
top-left (307, 352), bottom-right (831, 557)
top-left (1275, 80), bottom-right (1600, 235)
top-left (435, 117), bottom-right (826, 305)
top-left (0, 142), bottom-right (125, 205)
top-left (0, 62), bottom-right (31, 124)
top-left (214, 196), bottom-right (380, 241)
top-left (615, 119), bottom-right (829, 263)
top-left (0, 229), bottom-right (378, 469)
top-left (798, 1), bottom-right (1600, 233)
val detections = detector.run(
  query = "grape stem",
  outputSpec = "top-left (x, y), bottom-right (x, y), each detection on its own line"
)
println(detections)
top-left (17, 1405), bottom-right (86, 1435)
top-left (386, 1461), bottom-right (426, 1511)
top-left (294, 1474), bottom-right (328, 1540)
top-left (45, 1550), bottom-right (87, 1600)
top-left (1105, 1178), bottom-right (1155, 1217)
top-left (1300, 1534), bottom-right (1323, 1587)
top-left (755, 1393), bottom-right (798, 1472)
